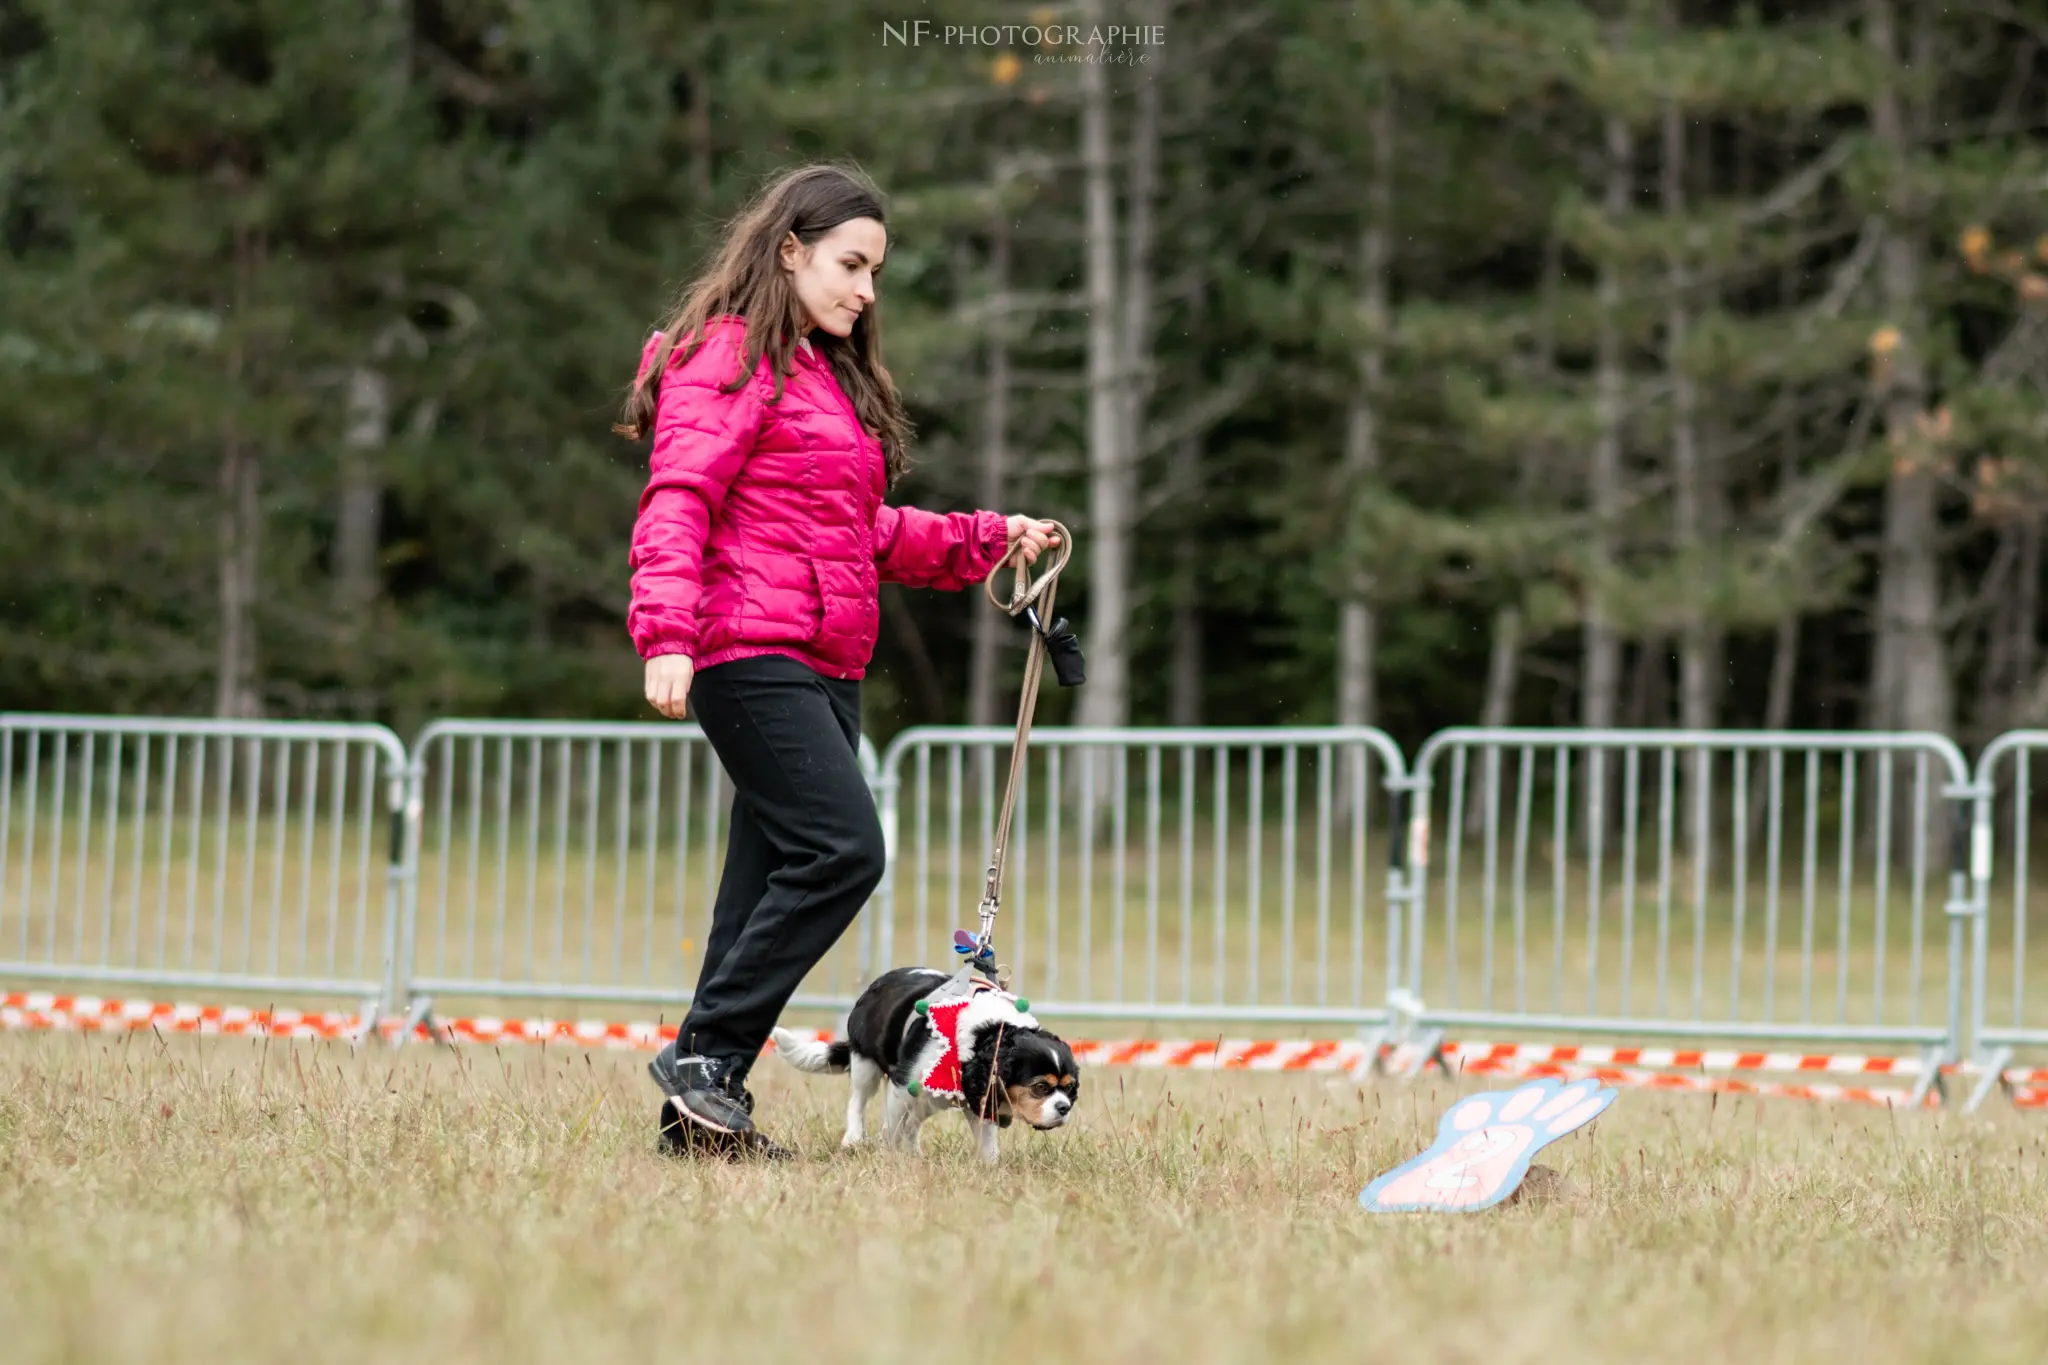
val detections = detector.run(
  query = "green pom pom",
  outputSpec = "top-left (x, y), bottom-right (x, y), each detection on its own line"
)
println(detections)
top-left (914, 999), bottom-right (930, 1016)
top-left (1015, 998), bottom-right (1030, 1012)
top-left (906, 1079), bottom-right (922, 1097)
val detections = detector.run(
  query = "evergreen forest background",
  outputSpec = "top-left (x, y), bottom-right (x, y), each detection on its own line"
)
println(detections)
top-left (5, 0), bottom-right (2048, 759)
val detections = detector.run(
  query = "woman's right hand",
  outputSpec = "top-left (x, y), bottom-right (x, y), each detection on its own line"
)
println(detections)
top-left (1004, 515), bottom-right (1061, 567)
top-left (646, 654), bottom-right (695, 720)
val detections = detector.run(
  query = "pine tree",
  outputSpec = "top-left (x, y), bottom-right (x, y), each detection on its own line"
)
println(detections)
top-left (0, 0), bottom-right (470, 716)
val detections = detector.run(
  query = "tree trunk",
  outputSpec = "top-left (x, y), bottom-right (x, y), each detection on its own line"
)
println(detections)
top-left (215, 229), bottom-right (262, 721)
top-left (1622, 638), bottom-right (1668, 729)
top-left (1759, 403), bottom-right (1800, 850)
top-left (1763, 191), bottom-right (1804, 740)
top-left (1168, 431), bottom-right (1203, 727)
top-left (1863, 0), bottom-right (1950, 871)
top-left (687, 66), bottom-right (711, 203)
top-left (1335, 608), bottom-right (1377, 727)
top-left (1075, 0), bottom-right (1134, 735)
top-left (1765, 613), bottom-right (1800, 732)
top-left (335, 365), bottom-right (389, 622)
top-left (1335, 84), bottom-right (1393, 831)
top-left (1338, 87), bottom-right (1392, 735)
top-left (1752, 221), bottom-right (1806, 859)
top-left (1695, 418), bottom-right (1728, 722)
top-left (1478, 607), bottom-right (1522, 730)
top-left (1583, 114), bottom-right (1630, 736)
top-left (1475, 233), bottom-right (1561, 746)
top-left (1117, 0), bottom-right (1165, 485)
top-left (2014, 517), bottom-right (2042, 726)
top-left (968, 199), bottom-right (1013, 730)
top-left (214, 436), bottom-right (262, 720)
top-left (1973, 517), bottom-right (2040, 738)
top-left (1576, 113), bottom-right (1631, 852)
top-left (1865, 0), bottom-right (1951, 741)
top-left (1662, 82), bottom-right (1716, 857)
top-left (1465, 604), bottom-right (1524, 839)
top-left (882, 585), bottom-right (945, 724)
top-left (1751, 593), bottom-right (1802, 852)
top-left (1170, 171), bottom-right (1207, 733)
top-left (1666, 94), bottom-right (1713, 735)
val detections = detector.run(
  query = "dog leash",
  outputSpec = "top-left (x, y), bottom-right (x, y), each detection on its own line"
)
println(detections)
top-left (954, 519), bottom-right (1083, 989)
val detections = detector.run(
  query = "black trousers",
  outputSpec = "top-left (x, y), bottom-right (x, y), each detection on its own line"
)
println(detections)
top-left (677, 654), bottom-right (885, 1072)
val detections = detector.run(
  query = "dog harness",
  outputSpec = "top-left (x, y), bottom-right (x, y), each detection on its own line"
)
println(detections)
top-left (906, 970), bottom-right (1038, 1103)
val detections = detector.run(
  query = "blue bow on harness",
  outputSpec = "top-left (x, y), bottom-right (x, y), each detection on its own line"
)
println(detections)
top-left (952, 928), bottom-right (999, 973)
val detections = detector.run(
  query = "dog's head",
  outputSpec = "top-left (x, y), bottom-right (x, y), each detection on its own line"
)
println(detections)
top-left (984, 1026), bottom-right (1080, 1131)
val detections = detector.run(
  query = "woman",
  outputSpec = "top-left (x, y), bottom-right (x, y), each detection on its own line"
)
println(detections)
top-left (616, 163), bottom-right (1060, 1158)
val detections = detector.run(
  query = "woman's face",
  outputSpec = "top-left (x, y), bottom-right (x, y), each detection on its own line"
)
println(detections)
top-left (781, 217), bottom-right (886, 339)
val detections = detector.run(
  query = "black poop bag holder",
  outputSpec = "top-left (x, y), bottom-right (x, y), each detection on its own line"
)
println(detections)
top-left (954, 521), bottom-right (1083, 985)
top-left (997, 519), bottom-right (1083, 690)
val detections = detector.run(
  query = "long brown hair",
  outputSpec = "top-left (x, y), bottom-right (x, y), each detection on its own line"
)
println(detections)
top-left (614, 163), bottom-right (915, 487)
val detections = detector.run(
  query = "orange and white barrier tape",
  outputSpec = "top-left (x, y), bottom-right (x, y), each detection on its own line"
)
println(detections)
top-left (0, 990), bottom-right (2024, 1109)
top-left (1996, 1065), bottom-right (2048, 1087)
top-left (1451, 1053), bottom-right (1930, 1109)
top-left (1438, 1038), bottom-right (1927, 1078)
top-left (3, 991), bottom-right (370, 1041)
top-left (427, 1015), bottom-right (680, 1050)
top-left (1064, 1037), bottom-right (1373, 1072)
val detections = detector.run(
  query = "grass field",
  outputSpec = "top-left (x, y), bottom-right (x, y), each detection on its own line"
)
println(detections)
top-left (7, 1029), bottom-right (2048, 1364)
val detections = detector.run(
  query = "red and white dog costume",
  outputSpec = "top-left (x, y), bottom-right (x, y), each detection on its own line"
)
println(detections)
top-left (908, 976), bottom-right (1039, 1103)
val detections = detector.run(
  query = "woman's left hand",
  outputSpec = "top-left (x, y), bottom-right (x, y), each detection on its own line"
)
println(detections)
top-left (1004, 515), bottom-right (1061, 567)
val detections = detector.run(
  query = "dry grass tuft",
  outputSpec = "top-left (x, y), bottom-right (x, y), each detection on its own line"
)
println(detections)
top-left (6, 1031), bottom-right (2048, 1363)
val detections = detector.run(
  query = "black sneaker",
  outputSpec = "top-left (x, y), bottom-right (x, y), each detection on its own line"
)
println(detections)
top-left (717, 1065), bottom-right (797, 1161)
top-left (657, 1099), bottom-right (743, 1158)
top-left (648, 1047), bottom-right (754, 1149)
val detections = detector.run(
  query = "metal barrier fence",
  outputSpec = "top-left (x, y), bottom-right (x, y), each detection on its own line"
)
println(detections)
top-left (1968, 731), bottom-right (2048, 1108)
top-left (398, 720), bottom-right (881, 1022)
top-left (872, 726), bottom-right (1411, 1026)
top-left (1401, 729), bottom-right (1976, 1101)
top-left (0, 713), bottom-right (409, 1012)
top-left (21, 711), bottom-right (2048, 1112)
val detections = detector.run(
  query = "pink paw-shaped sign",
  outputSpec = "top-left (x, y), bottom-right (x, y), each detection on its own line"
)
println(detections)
top-left (1359, 1078), bottom-right (1617, 1213)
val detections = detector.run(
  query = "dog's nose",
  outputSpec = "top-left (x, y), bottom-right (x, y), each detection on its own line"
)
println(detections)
top-left (1052, 1097), bottom-right (1072, 1115)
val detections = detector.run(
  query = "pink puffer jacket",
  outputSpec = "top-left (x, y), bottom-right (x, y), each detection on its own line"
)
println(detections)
top-left (628, 314), bottom-right (1010, 681)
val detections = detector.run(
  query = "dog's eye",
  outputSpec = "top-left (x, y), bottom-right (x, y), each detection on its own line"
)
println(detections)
top-left (1030, 1081), bottom-right (1054, 1097)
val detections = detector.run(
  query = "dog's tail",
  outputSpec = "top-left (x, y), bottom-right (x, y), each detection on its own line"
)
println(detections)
top-left (770, 1027), bottom-right (851, 1074)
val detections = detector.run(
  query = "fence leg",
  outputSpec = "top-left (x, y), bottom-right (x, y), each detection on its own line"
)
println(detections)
top-left (1366, 986), bottom-right (1448, 1081)
top-left (1401, 1027), bottom-right (1450, 1081)
top-left (1351, 1023), bottom-right (1391, 1080)
top-left (397, 995), bottom-right (438, 1049)
top-left (1909, 1044), bottom-right (1946, 1107)
top-left (1965, 1044), bottom-right (2014, 1114)
top-left (355, 992), bottom-right (382, 1048)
